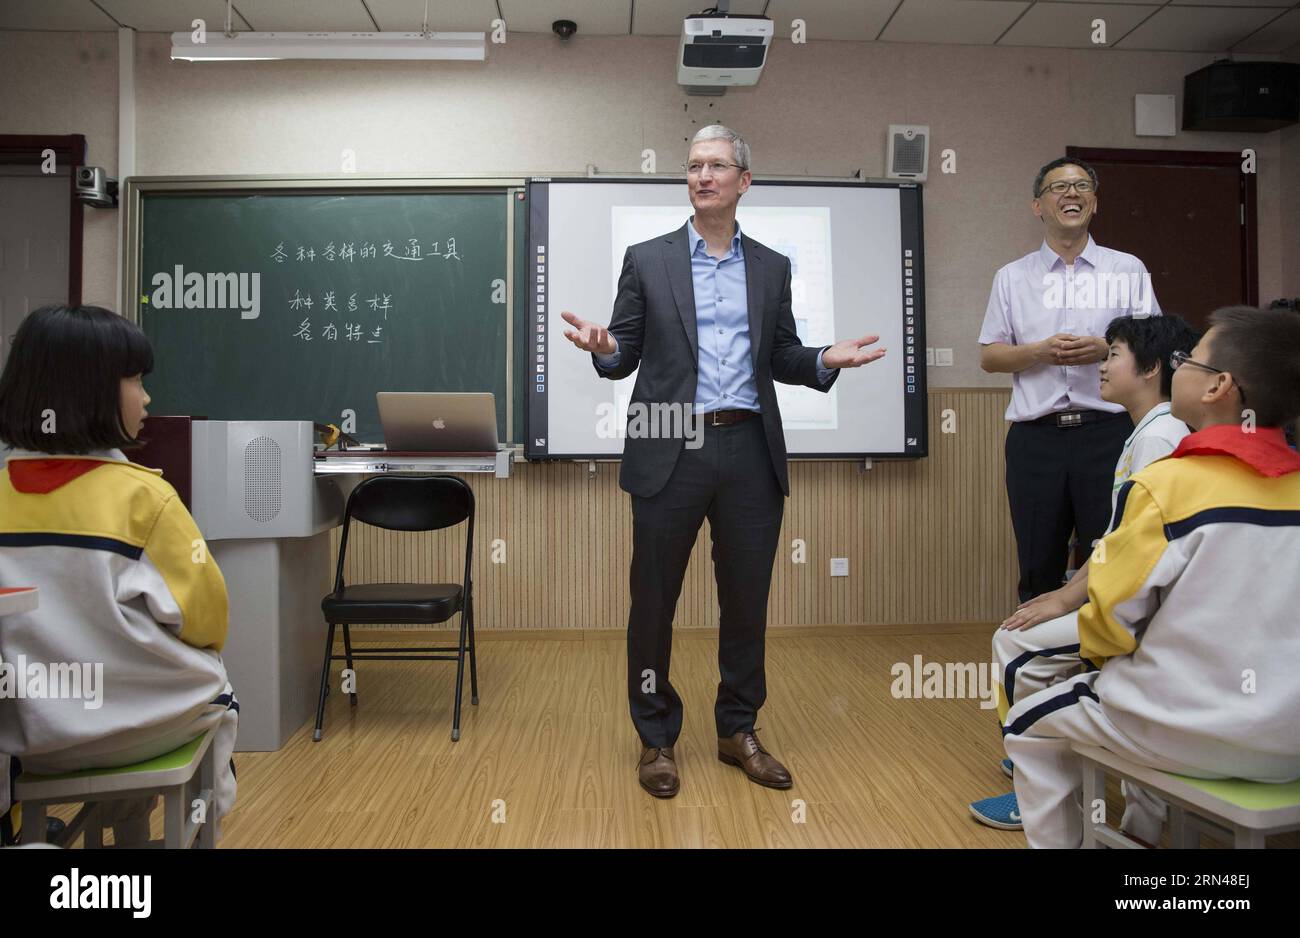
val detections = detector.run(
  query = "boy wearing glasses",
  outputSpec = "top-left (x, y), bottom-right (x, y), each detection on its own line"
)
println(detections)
top-left (1001, 306), bottom-right (1300, 848)
top-left (979, 157), bottom-right (1162, 605)
top-left (970, 314), bottom-right (1198, 837)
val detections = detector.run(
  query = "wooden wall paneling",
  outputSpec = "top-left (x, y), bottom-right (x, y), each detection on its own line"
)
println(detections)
top-left (329, 390), bottom-right (1017, 632)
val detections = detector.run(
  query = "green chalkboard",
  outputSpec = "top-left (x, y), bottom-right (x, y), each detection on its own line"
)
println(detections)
top-left (134, 186), bottom-right (523, 444)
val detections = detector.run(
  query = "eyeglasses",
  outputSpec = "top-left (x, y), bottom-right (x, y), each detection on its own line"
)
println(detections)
top-left (1170, 351), bottom-right (1248, 405)
top-left (686, 161), bottom-right (746, 176)
top-left (1037, 179), bottom-right (1095, 197)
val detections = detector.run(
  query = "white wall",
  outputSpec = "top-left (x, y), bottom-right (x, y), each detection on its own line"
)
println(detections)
top-left (1, 29), bottom-right (1292, 384)
top-left (0, 30), bottom-right (119, 308)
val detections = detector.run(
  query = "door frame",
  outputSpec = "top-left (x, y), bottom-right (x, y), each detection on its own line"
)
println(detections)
top-left (1066, 145), bottom-right (1258, 307)
top-left (0, 133), bottom-right (87, 306)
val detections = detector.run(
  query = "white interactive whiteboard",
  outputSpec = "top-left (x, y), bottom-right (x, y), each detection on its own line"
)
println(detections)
top-left (526, 177), bottom-right (927, 459)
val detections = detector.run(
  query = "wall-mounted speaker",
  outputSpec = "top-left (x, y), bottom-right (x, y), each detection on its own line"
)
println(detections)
top-left (886, 125), bottom-right (929, 182)
top-left (1183, 60), bottom-right (1299, 132)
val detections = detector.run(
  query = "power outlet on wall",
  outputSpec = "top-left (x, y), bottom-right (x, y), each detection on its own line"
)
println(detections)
top-left (830, 557), bottom-right (849, 577)
top-left (934, 348), bottom-right (953, 367)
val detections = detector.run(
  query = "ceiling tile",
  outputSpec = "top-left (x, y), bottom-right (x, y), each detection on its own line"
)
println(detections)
top-left (879, 0), bottom-right (1031, 45)
top-left (1169, 0), bottom-right (1294, 8)
top-left (1055, 0), bottom-right (1290, 5)
top-left (1000, 2), bottom-right (1159, 48)
top-left (235, 0), bottom-right (375, 32)
top-left (97, 0), bottom-right (255, 32)
top-left (632, 0), bottom-right (768, 37)
top-left (761, 0), bottom-right (901, 41)
top-left (0, 0), bottom-right (121, 30)
top-left (498, 1), bottom-right (632, 36)
top-left (363, 0), bottom-right (497, 32)
top-left (1231, 8), bottom-right (1300, 52)
top-left (1115, 3), bottom-right (1281, 51)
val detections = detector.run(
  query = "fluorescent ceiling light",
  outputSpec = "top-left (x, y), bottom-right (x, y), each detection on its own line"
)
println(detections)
top-left (171, 31), bottom-right (486, 62)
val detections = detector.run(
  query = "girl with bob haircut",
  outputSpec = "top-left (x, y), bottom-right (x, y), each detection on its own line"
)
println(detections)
top-left (0, 305), bottom-right (238, 846)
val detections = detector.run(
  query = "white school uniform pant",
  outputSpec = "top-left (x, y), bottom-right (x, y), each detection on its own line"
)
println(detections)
top-left (1001, 670), bottom-right (1223, 848)
top-left (21, 683), bottom-right (239, 846)
top-left (993, 614), bottom-right (1166, 844)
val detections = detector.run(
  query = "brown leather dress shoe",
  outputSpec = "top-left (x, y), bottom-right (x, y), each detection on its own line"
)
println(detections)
top-left (638, 746), bottom-right (680, 798)
top-left (718, 731), bottom-right (792, 789)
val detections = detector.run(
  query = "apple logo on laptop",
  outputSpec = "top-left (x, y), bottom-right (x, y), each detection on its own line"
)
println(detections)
top-left (432, 418), bottom-right (446, 430)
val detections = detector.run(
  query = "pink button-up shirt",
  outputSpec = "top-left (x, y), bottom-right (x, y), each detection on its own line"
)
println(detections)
top-left (979, 237), bottom-right (1161, 422)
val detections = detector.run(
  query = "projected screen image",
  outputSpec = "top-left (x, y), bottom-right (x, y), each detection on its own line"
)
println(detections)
top-left (527, 178), bottom-right (926, 459)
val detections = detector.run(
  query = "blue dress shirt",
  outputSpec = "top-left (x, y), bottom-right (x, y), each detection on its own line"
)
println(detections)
top-left (596, 217), bottom-right (835, 413)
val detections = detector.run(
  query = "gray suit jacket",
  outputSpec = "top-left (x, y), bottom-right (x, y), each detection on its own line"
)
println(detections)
top-left (591, 222), bottom-right (838, 498)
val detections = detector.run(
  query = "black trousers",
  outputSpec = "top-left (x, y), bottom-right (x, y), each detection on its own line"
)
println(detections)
top-left (626, 416), bottom-right (784, 748)
top-left (1005, 412), bottom-right (1132, 603)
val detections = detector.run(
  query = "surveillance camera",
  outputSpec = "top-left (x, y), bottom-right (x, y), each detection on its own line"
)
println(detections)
top-left (552, 19), bottom-right (577, 40)
top-left (75, 166), bottom-right (119, 209)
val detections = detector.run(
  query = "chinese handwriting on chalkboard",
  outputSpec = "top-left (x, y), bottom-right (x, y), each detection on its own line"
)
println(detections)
top-left (288, 291), bottom-right (387, 317)
top-left (273, 235), bottom-right (462, 346)
top-left (270, 238), bottom-right (463, 262)
top-left (292, 320), bottom-right (383, 344)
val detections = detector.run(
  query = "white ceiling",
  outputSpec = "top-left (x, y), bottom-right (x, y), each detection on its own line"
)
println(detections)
top-left (0, 0), bottom-right (1297, 54)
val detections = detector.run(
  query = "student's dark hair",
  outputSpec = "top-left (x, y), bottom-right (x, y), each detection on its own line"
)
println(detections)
top-left (0, 305), bottom-right (153, 454)
top-left (1033, 157), bottom-right (1098, 198)
top-left (1206, 305), bottom-right (1300, 428)
top-left (1104, 314), bottom-right (1201, 397)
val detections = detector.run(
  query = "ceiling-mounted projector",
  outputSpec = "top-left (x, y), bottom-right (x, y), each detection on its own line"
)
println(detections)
top-left (677, 12), bottom-right (773, 95)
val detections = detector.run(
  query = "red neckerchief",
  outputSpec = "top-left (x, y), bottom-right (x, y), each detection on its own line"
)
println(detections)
top-left (1170, 424), bottom-right (1300, 478)
top-left (6, 458), bottom-right (111, 494)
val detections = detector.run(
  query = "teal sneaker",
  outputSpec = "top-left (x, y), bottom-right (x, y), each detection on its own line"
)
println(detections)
top-left (969, 791), bottom-right (1022, 830)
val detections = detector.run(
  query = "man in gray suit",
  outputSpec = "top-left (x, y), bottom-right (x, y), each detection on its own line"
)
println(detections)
top-left (561, 125), bottom-right (886, 798)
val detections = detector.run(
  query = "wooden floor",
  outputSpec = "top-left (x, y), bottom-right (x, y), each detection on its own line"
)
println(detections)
top-left (50, 628), bottom-right (1297, 849)
top-left (43, 629), bottom-right (1299, 848)
top-left (215, 629), bottom-right (1032, 848)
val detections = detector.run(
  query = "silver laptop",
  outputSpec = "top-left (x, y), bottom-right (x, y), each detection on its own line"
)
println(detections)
top-left (376, 392), bottom-right (499, 453)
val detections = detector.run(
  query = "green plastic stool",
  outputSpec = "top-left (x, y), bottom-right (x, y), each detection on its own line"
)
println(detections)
top-left (1073, 742), bottom-right (1300, 849)
top-left (15, 727), bottom-right (218, 849)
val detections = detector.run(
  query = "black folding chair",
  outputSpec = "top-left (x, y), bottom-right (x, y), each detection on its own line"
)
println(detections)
top-left (314, 474), bottom-right (478, 742)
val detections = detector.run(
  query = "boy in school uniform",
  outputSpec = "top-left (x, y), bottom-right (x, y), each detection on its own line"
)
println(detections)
top-left (1001, 305), bottom-right (1300, 848)
top-left (969, 314), bottom-right (1199, 837)
top-left (0, 305), bottom-right (239, 846)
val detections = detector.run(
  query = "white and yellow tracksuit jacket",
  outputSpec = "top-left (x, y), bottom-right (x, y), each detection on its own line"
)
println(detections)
top-left (1079, 424), bottom-right (1300, 782)
top-left (0, 447), bottom-right (232, 778)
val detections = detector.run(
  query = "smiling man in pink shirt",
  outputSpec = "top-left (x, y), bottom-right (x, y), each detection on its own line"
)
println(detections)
top-left (979, 157), bottom-right (1161, 604)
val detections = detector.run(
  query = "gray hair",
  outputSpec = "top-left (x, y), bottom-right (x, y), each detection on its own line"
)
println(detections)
top-left (690, 124), bottom-right (751, 171)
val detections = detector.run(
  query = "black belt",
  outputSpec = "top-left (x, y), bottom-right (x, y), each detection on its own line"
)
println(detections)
top-left (1024, 409), bottom-right (1126, 428)
top-left (703, 408), bottom-right (759, 427)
